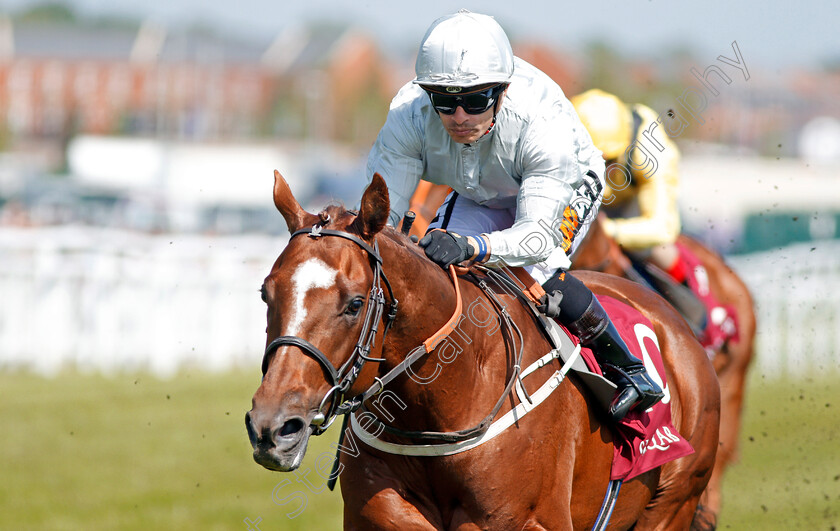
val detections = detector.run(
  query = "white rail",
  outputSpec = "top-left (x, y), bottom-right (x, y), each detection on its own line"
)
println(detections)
top-left (1, 227), bottom-right (838, 378)
top-left (0, 226), bottom-right (284, 376)
top-left (728, 240), bottom-right (840, 377)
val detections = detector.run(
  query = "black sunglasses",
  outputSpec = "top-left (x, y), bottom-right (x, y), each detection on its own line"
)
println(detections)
top-left (425, 84), bottom-right (507, 115)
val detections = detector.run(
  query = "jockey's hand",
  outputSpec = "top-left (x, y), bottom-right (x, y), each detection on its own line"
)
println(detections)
top-left (418, 230), bottom-right (475, 269)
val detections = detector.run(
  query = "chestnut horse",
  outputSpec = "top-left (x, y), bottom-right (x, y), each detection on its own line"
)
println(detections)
top-left (246, 172), bottom-right (720, 530)
top-left (406, 182), bottom-right (755, 522)
top-left (570, 215), bottom-right (756, 522)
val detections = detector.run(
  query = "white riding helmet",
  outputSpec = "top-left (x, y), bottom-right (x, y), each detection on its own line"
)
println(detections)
top-left (414, 9), bottom-right (514, 88)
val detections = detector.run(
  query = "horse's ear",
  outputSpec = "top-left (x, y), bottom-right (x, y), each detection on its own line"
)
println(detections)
top-left (273, 170), bottom-right (317, 232)
top-left (352, 173), bottom-right (390, 239)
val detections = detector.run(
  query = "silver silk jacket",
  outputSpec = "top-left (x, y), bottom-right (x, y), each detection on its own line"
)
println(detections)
top-left (366, 57), bottom-right (606, 269)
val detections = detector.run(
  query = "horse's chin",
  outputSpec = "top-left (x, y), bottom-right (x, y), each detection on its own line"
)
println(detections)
top-left (253, 427), bottom-right (312, 472)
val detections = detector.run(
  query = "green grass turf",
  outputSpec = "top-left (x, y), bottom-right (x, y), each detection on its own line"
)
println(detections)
top-left (717, 372), bottom-right (840, 530)
top-left (0, 369), bottom-right (343, 531)
top-left (1, 369), bottom-right (837, 530)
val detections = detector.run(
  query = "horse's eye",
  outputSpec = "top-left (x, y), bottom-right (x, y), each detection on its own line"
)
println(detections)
top-left (259, 285), bottom-right (267, 303)
top-left (346, 297), bottom-right (365, 316)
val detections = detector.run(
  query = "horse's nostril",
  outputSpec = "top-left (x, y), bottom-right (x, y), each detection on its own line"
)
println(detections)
top-left (279, 418), bottom-right (305, 437)
top-left (245, 412), bottom-right (258, 446)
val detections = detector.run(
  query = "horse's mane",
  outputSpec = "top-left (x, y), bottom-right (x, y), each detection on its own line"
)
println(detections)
top-left (306, 203), bottom-right (513, 371)
top-left (315, 203), bottom-right (429, 261)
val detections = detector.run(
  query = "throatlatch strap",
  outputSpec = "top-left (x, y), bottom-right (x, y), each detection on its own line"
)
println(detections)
top-left (356, 262), bottom-right (465, 406)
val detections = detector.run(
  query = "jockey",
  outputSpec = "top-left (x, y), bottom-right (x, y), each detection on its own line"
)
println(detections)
top-left (570, 89), bottom-right (687, 286)
top-left (366, 10), bottom-right (663, 421)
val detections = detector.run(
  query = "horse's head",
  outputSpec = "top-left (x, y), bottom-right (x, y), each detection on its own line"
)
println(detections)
top-left (246, 170), bottom-right (392, 471)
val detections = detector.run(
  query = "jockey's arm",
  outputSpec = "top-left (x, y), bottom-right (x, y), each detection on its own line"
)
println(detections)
top-left (482, 114), bottom-right (605, 268)
top-left (602, 166), bottom-right (680, 250)
top-left (602, 106), bottom-right (681, 250)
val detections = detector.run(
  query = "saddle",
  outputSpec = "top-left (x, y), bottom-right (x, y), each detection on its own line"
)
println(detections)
top-left (627, 257), bottom-right (708, 337)
top-left (490, 266), bottom-right (618, 410)
top-left (626, 246), bottom-right (738, 353)
top-left (471, 266), bottom-right (694, 481)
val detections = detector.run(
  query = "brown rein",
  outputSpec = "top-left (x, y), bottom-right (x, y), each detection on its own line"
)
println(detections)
top-left (362, 267), bottom-right (528, 443)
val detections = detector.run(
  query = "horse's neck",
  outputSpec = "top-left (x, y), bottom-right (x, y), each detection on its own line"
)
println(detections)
top-left (573, 219), bottom-right (624, 276)
top-left (377, 231), bottom-right (467, 356)
top-left (375, 234), bottom-right (504, 426)
top-left (380, 239), bottom-right (492, 394)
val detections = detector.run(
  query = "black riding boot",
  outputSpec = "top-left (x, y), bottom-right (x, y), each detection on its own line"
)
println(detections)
top-left (537, 269), bottom-right (665, 421)
top-left (562, 296), bottom-right (664, 421)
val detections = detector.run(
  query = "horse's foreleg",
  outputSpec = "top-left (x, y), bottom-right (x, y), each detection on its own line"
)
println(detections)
top-left (340, 448), bottom-right (443, 531)
top-left (343, 486), bottom-right (442, 531)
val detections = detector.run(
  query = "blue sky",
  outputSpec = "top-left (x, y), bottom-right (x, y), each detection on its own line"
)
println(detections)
top-left (2, 0), bottom-right (838, 69)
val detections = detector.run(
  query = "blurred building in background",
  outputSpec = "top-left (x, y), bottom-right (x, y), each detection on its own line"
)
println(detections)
top-left (1, 7), bottom-right (838, 152)
top-left (0, 9), bottom-right (395, 232)
top-left (0, 20), bottom-right (273, 149)
top-left (0, 14), bottom-right (397, 144)
top-left (0, 3), bottom-right (838, 248)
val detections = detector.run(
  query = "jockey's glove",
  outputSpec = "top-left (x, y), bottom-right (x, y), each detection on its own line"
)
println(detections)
top-left (418, 230), bottom-right (475, 269)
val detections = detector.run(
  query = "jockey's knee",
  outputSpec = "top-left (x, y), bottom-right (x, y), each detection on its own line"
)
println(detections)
top-left (649, 243), bottom-right (680, 271)
top-left (540, 269), bottom-right (593, 323)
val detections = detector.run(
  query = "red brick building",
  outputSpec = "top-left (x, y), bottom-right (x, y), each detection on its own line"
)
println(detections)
top-left (0, 21), bottom-right (276, 141)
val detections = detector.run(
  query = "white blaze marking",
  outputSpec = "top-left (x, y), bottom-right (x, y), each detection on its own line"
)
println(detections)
top-left (285, 258), bottom-right (338, 336)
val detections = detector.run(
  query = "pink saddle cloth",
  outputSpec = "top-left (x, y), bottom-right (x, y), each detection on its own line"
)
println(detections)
top-left (676, 242), bottom-right (739, 352)
top-left (571, 295), bottom-right (695, 481)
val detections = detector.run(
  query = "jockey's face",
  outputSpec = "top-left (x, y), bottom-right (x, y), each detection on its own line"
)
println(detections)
top-left (438, 91), bottom-right (506, 144)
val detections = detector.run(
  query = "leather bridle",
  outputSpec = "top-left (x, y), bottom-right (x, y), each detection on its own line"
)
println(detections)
top-left (260, 219), bottom-right (398, 435)
top-left (260, 219), bottom-right (523, 445)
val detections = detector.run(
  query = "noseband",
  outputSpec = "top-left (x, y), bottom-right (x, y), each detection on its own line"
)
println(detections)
top-left (261, 219), bottom-right (398, 435)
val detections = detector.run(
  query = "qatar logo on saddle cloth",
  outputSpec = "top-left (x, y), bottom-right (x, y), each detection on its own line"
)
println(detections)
top-left (576, 295), bottom-right (695, 481)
